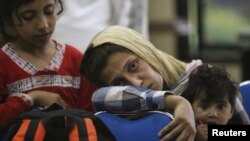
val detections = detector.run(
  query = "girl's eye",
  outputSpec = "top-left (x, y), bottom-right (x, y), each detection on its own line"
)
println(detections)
top-left (200, 102), bottom-right (209, 110)
top-left (217, 104), bottom-right (226, 111)
top-left (21, 12), bottom-right (34, 21)
top-left (129, 60), bottom-right (138, 72)
top-left (44, 6), bottom-right (55, 16)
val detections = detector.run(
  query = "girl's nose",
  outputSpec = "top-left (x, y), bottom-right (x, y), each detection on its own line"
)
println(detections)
top-left (37, 16), bottom-right (49, 31)
top-left (208, 108), bottom-right (218, 119)
top-left (125, 75), bottom-right (142, 87)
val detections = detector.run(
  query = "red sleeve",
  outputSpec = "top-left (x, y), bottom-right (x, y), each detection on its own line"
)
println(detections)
top-left (0, 97), bottom-right (31, 130)
top-left (0, 51), bottom-right (31, 130)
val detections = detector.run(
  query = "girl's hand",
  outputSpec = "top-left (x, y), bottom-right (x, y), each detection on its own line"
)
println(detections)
top-left (158, 95), bottom-right (196, 141)
top-left (28, 90), bottom-right (68, 108)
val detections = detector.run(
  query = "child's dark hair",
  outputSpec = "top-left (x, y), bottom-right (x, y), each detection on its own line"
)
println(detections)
top-left (182, 64), bottom-right (238, 107)
top-left (0, 0), bottom-right (63, 41)
top-left (80, 43), bottom-right (131, 87)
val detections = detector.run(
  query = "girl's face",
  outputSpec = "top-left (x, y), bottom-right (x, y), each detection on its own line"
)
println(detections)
top-left (192, 90), bottom-right (234, 141)
top-left (12, 0), bottom-right (57, 47)
top-left (100, 52), bottom-right (164, 90)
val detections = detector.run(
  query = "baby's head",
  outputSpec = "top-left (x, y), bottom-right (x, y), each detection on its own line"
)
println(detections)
top-left (182, 64), bottom-right (238, 141)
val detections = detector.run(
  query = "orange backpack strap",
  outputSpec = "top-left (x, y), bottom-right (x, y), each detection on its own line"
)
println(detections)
top-left (69, 116), bottom-right (116, 141)
top-left (12, 120), bottom-right (31, 141)
top-left (69, 123), bottom-right (80, 141)
top-left (12, 119), bottom-right (45, 141)
top-left (69, 117), bottom-right (95, 141)
top-left (33, 121), bottom-right (46, 141)
top-left (84, 118), bottom-right (97, 141)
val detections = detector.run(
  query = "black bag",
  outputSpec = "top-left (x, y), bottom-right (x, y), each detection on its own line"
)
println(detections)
top-left (5, 104), bottom-right (115, 141)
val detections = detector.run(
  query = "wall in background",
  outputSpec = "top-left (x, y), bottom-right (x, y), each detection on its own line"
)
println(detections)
top-left (148, 0), bottom-right (243, 82)
top-left (148, 0), bottom-right (177, 56)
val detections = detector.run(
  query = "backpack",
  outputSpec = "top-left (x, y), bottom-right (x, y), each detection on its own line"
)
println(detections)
top-left (5, 104), bottom-right (115, 141)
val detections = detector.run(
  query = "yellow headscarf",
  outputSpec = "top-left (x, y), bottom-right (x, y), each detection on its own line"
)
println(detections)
top-left (89, 25), bottom-right (187, 89)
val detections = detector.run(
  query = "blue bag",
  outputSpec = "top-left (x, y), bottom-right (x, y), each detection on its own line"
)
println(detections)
top-left (95, 111), bottom-right (174, 141)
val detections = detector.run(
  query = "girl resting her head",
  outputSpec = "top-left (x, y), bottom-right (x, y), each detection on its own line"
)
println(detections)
top-left (80, 25), bottom-right (250, 140)
top-left (80, 25), bottom-right (199, 141)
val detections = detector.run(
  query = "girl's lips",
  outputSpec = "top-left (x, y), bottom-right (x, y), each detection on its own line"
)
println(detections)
top-left (36, 32), bottom-right (51, 38)
top-left (35, 33), bottom-right (51, 41)
top-left (196, 120), bottom-right (217, 125)
top-left (207, 121), bottom-right (217, 125)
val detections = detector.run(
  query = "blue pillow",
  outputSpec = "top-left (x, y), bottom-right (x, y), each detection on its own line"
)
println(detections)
top-left (239, 81), bottom-right (250, 118)
top-left (95, 111), bottom-right (174, 141)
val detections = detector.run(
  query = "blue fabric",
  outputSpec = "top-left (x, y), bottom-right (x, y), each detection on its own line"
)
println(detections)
top-left (95, 111), bottom-right (174, 141)
top-left (239, 81), bottom-right (250, 118)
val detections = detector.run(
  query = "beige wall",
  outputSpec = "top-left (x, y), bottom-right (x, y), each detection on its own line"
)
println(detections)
top-left (148, 0), bottom-right (177, 56)
top-left (148, 0), bottom-right (243, 83)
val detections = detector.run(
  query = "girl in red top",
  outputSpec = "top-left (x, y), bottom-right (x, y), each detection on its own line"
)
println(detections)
top-left (0, 0), bottom-right (96, 130)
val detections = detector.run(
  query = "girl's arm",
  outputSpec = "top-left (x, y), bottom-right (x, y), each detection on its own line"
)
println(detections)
top-left (92, 86), bottom-right (167, 112)
top-left (0, 90), bottom-right (68, 130)
top-left (0, 93), bottom-right (32, 130)
top-left (158, 95), bottom-right (196, 141)
top-left (92, 86), bottom-right (196, 141)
